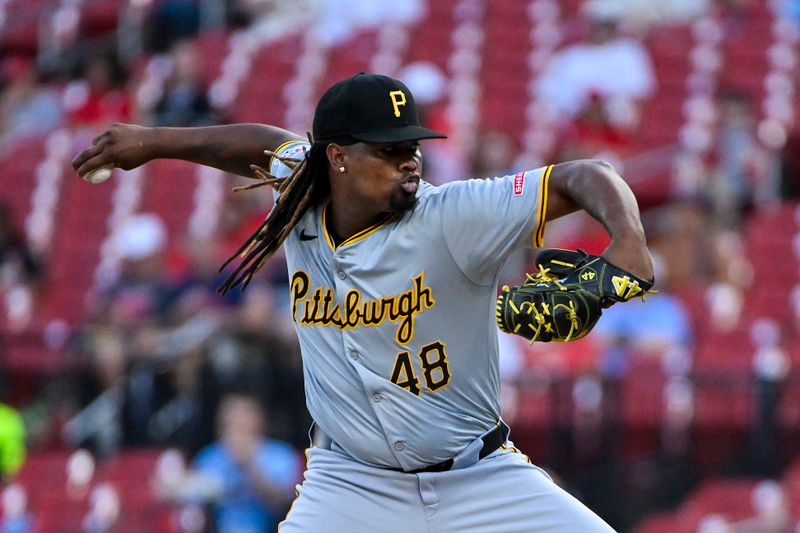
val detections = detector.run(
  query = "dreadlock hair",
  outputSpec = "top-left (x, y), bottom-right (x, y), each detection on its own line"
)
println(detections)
top-left (217, 138), bottom-right (331, 294)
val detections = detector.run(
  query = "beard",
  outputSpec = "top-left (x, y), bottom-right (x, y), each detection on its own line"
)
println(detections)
top-left (388, 190), bottom-right (418, 213)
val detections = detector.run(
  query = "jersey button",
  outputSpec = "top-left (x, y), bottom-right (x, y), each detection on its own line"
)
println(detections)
top-left (394, 441), bottom-right (405, 451)
top-left (372, 393), bottom-right (383, 403)
top-left (337, 270), bottom-right (346, 280)
top-left (349, 350), bottom-right (360, 361)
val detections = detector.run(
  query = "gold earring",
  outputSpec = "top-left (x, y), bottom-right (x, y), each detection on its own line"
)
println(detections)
top-left (339, 166), bottom-right (345, 173)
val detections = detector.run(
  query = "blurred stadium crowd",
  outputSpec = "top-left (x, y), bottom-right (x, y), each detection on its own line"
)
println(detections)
top-left (1, 0), bottom-right (800, 531)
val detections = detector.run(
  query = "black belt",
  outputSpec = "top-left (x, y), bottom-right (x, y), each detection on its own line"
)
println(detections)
top-left (391, 421), bottom-right (510, 474)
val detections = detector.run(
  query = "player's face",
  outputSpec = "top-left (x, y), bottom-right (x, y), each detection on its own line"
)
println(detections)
top-left (341, 141), bottom-right (423, 214)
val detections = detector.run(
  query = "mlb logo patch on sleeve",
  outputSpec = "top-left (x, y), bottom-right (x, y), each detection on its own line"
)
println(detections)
top-left (286, 145), bottom-right (306, 157)
top-left (513, 172), bottom-right (525, 196)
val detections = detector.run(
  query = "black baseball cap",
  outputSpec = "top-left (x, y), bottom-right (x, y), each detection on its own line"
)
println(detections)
top-left (312, 73), bottom-right (447, 144)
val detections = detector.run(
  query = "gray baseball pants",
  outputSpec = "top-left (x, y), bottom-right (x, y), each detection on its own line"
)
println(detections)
top-left (278, 443), bottom-right (616, 533)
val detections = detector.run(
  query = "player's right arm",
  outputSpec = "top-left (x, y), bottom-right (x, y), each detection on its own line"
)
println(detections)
top-left (71, 123), bottom-right (304, 179)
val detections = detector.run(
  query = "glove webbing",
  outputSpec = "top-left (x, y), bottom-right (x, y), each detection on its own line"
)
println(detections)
top-left (497, 264), bottom-right (582, 343)
top-left (527, 299), bottom-right (580, 342)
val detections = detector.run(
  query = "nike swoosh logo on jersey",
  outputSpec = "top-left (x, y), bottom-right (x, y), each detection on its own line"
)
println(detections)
top-left (300, 229), bottom-right (318, 241)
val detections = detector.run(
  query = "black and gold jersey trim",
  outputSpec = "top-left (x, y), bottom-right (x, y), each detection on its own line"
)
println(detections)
top-left (533, 164), bottom-right (553, 248)
top-left (321, 201), bottom-right (397, 251)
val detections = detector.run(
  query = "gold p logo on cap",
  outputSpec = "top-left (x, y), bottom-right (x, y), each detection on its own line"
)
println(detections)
top-left (389, 90), bottom-right (406, 117)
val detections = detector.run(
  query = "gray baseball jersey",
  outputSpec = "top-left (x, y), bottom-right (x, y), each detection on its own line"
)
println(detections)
top-left (271, 141), bottom-right (552, 472)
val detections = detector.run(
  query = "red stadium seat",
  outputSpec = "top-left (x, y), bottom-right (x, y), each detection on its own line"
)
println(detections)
top-left (677, 479), bottom-right (761, 524)
top-left (632, 512), bottom-right (686, 533)
top-left (231, 34), bottom-right (304, 124)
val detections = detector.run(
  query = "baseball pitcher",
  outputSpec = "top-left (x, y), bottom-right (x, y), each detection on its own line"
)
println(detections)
top-left (73, 73), bottom-right (653, 532)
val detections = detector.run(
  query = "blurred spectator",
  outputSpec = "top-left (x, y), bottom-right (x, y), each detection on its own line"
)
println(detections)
top-left (229, 0), bottom-right (317, 30)
top-left (158, 394), bottom-right (301, 533)
top-left (147, 0), bottom-right (202, 54)
top-left (0, 56), bottom-right (63, 143)
top-left (0, 202), bottom-right (41, 332)
top-left (703, 230), bottom-right (753, 331)
top-left (63, 51), bottom-right (131, 130)
top-left (536, 0), bottom-right (656, 131)
top-left (145, 310), bottom-right (222, 453)
top-left (0, 203), bottom-right (41, 287)
top-left (642, 200), bottom-right (716, 288)
top-left (593, 252), bottom-right (693, 360)
top-left (204, 283), bottom-right (308, 448)
top-left (69, 315), bottom-right (224, 456)
top-left (777, 129), bottom-right (800, 200)
top-left (553, 90), bottom-right (632, 165)
top-left (749, 320), bottom-right (789, 477)
top-left (705, 90), bottom-right (770, 229)
top-left (166, 233), bottom-right (235, 317)
top-left (147, 40), bottom-right (217, 127)
top-left (0, 402), bottom-right (25, 481)
top-left (660, 376), bottom-right (695, 457)
top-left (68, 327), bottom-right (137, 454)
top-left (93, 213), bottom-right (172, 327)
top-left (68, 214), bottom-right (179, 455)
top-left (710, 230), bottom-right (753, 290)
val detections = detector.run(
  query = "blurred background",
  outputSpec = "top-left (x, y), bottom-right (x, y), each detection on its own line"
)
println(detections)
top-left (0, 0), bottom-right (799, 531)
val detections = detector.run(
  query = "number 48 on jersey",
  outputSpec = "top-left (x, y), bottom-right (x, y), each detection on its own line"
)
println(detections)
top-left (390, 340), bottom-right (451, 396)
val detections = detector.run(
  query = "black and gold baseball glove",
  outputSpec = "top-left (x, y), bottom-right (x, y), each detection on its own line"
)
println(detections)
top-left (496, 249), bottom-right (655, 342)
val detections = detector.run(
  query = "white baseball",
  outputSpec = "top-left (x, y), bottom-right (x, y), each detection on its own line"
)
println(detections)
top-left (83, 166), bottom-right (114, 184)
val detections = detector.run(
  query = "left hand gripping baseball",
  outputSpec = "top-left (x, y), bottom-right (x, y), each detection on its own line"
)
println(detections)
top-left (496, 248), bottom-right (655, 343)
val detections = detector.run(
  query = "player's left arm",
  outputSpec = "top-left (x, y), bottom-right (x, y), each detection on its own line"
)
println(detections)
top-left (545, 159), bottom-right (654, 281)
